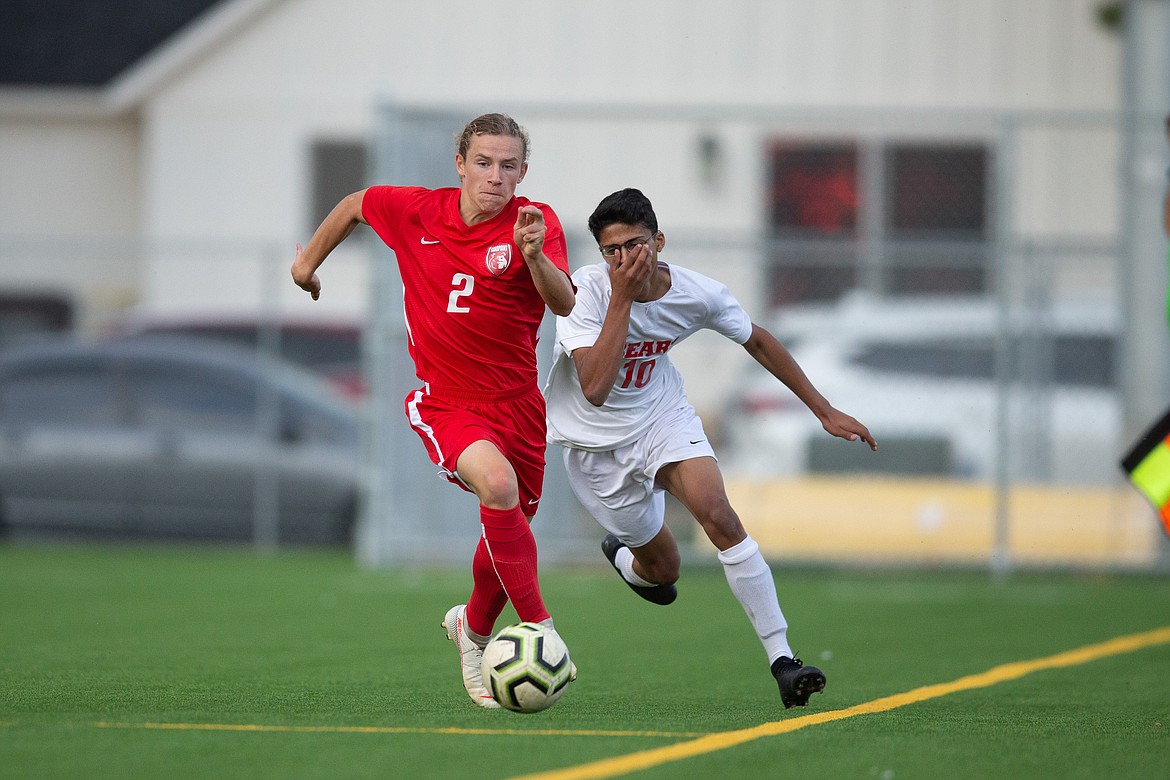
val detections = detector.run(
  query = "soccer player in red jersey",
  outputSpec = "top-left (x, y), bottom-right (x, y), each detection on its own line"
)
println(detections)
top-left (291, 113), bottom-right (575, 708)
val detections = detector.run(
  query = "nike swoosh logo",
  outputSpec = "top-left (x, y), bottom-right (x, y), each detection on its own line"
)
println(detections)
top-left (420, 237), bottom-right (440, 245)
top-left (690, 440), bottom-right (704, 445)
top-left (527, 498), bottom-right (540, 505)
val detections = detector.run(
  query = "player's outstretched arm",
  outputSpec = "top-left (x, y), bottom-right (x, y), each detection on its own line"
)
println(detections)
top-left (514, 205), bottom-right (574, 316)
top-left (291, 189), bottom-right (369, 300)
top-left (741, 323), bottom-right (877, 451)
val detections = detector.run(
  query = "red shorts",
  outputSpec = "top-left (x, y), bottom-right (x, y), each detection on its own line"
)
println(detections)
top-left (404, 384), bottom-right (547, 515)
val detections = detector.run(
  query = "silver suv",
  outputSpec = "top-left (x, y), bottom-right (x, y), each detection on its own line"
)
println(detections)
top-left (0, 336), bottom-right (361, 542)
top-left (722, 294), bottom-right (1119, 485)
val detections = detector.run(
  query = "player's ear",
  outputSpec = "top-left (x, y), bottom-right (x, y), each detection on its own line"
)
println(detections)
top-left (455, 154), bottom-right (466, 180)
top-left (655, 231), bottom-right (665, 252)
top-left (517, 162), bottom-right (528, 184)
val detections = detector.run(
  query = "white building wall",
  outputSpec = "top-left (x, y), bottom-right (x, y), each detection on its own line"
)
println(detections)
top-left (120, 0), bottom-right (1123, 409)
top-left (0, 114), bottom-right (143, 329)
top-left (0, 0), bottom-right (1125, 246)
top-left (140, 0), bottom-right (1121, 243)
top-left (0, 0), bottom-right (1126, 398)
top-left (0, 115), bottom-right (140, 238)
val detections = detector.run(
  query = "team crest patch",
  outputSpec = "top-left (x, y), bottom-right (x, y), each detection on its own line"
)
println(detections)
top-left (485, 244), bottom-right (512, 276)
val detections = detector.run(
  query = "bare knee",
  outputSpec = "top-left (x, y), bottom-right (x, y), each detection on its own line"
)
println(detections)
top-left (457, 442), bottom-right (520, 509)
top-left (462, 457), bottom-right (518, 508)
top-left (634, 546), bottom-right (681, 585)
top-left (695, 502), bottom-right (746, 551)
top-left (474, 466), bottom-right (519, 508)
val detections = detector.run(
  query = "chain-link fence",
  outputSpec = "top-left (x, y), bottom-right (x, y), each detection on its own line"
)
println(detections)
top-left (1, 106), bottom-right (1167, 571)
top-left (357, 104), bottom-right (1167, 572)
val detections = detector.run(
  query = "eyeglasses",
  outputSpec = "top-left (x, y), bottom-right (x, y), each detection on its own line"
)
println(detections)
top-left (598, 234), bottom-right (655, 258)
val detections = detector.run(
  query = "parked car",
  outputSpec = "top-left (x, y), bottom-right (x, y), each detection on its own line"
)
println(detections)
top-left (0, 336), bottom-right (362, 543)
top-left (722, 294), bottom-right (1121, 485)
top-left (112, 315), bottom-right (365, 398)
top-left (0, 292), bottom-right (74, 350)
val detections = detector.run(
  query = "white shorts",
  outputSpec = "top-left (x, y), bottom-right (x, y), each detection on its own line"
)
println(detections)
top-left (562, 406), bottom-right (716, 548)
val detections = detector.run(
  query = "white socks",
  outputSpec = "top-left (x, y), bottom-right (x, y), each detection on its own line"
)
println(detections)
top-left (717, 536), bottom-right (792, 664)
top-left (615, 545), bottom-right (657, 587)
top-left (615, 535), bottom-right (794, 664)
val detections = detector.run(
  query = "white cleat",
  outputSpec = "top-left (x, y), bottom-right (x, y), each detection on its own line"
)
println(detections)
top-left (442, 604), bottom-right (501, 709)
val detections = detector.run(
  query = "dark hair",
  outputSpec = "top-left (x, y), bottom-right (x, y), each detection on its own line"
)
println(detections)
top-left (587, 188), bottom-right (659, 242)
top-left (456, 113), bottom-right (530, 163)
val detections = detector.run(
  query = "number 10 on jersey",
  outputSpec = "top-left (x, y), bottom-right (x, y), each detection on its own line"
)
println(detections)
top-left (620, 359), bottom-right (655, 389)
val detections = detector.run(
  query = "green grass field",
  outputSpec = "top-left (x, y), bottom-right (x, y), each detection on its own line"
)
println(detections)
top-left (1, 543), bottom-right (1168, 779)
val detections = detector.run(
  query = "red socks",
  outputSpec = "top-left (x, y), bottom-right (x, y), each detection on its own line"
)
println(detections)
top-left (465, 503), bottom-right (549, 636)
top-left (466, 536), bottom-right (507, 637)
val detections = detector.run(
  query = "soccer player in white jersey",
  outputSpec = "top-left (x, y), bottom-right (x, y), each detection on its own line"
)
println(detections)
top-left (544, 188), bottom-right (877, 708)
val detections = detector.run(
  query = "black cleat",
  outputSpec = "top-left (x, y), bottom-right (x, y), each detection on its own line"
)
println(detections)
top-left (601, 534), bottom-right (677, 605)
top-left (771, 656), bottom-right (826, 709)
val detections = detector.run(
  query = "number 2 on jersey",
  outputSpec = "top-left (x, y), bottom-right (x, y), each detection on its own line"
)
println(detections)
top-left (447, 273), bottom-right (474, 313)
top-left (620, 359), bottom-right (655, 389)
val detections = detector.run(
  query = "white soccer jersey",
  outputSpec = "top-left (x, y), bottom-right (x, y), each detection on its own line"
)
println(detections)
top-left (545, 261), bottom-right (753, 451)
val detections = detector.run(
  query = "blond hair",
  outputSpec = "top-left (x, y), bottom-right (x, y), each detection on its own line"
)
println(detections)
top-left (456, 113), bottom-right (530, 163)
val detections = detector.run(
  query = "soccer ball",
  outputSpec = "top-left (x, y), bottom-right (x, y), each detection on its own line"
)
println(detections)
top-left (480, 622), bottom-right (573, 713)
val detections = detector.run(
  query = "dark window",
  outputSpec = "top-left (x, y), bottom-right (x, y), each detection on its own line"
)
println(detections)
top-left (886, 145), bottom-right (987, 237)
top-left (280, 398), bottom-right (356, 447)
top-left (767, 143), bottom-right (860, 305)
top-left (882, 242), bottom-right (989, 296)
top-left (0, 365), bottom-right (120, 426)
top-left (769, 144), bottom-right (859, 236)
top-left (883, 143), bottom-right (989, 294)
top-left (765, 139), bottom-right (990, 306)
top-left (310, 140), bottom-right (369, 230)
top-left (131, 366), bottom-right (258, 433)
top-left (1051, 335), bottom-right (1115, 389)
top-left (277, 328), bottom-right (361, 372)
top-left (0, 294), bottom-right (73, 349)
top-left (847, 333), bottom-right (1115, 388)
top-left (850, 340), bottom-right (996, 380)
top-left (139, 323), bottom-right (361, 374)
top-left (767, 245), bottom-right (858, 307)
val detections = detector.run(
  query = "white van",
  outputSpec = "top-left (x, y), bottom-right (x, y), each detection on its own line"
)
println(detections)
top-left (722, 294), bottom-right (1120, 485)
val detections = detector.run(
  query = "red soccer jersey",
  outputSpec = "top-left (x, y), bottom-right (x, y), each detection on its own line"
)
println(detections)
top-left (361, 186), bottom-right (571, 397)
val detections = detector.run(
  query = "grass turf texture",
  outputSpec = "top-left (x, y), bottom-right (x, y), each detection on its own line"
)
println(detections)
top-left (1, 544), bottom-right (1167, 779)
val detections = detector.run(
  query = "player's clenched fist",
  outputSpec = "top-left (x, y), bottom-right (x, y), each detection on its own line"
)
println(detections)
top-left (291, 243), bottom-right (322, 300)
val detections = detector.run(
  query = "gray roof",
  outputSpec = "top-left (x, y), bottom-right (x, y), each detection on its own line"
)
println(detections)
top-left (1, 0), bottom-right (225, 87)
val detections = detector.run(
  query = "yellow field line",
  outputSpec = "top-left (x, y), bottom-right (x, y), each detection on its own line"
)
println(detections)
top-left (79, 625), bottom-right (1170, 778)
top-left (511, 625), bottom-right (1170, 780)
top-left (93, 722), bottom-right (704, 739)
